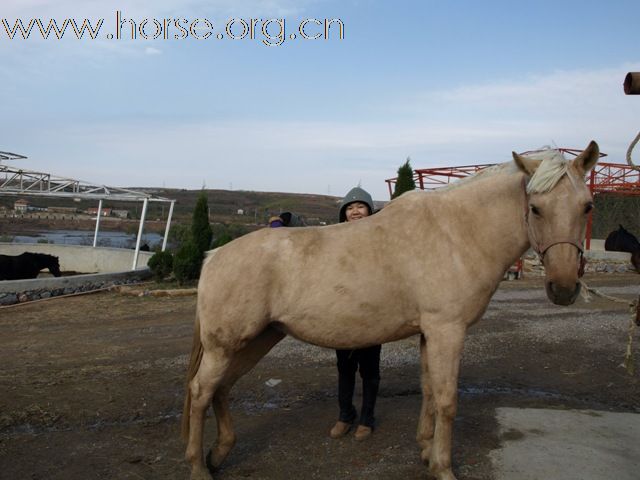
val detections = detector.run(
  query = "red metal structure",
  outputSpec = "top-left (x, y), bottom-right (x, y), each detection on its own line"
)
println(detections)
top-left (385, 148), bottom-right (640, 250)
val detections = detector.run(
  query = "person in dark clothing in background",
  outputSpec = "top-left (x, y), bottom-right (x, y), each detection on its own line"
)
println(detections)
top-left (329, 186), bottom-right (381, 442)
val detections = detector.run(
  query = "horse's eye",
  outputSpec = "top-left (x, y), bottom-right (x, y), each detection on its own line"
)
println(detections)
top-left (584, 203), bottom-right (594, 214)
top-left (530, 205), bottom-right (541, 216)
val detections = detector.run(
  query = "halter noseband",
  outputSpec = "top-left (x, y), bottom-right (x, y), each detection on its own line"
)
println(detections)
top-left (522, 178), bottom-right (586, 278)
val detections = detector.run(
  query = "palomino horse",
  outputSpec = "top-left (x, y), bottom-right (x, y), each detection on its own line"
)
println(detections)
top-left (0, 252), bottom-right (62, 280)
top-left (183, 141), bottom-right (600, 480)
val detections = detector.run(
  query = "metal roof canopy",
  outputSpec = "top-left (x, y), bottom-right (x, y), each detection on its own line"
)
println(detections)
top-left (385, 147), bottom-right (640, 250)
top-left (0, 151), bottom-right (176, 269)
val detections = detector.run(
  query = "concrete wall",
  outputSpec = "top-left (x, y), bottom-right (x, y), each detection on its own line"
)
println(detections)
top-left (585, 250), bottom-right (631, 262)
top-left (0, 243), bottom-right (153, 273)
top-left (0, 243), bottom-right (154, 305)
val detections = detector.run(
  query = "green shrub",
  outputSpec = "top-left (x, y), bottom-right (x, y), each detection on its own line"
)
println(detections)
top-left (173, 241), bottom-right (203, 285)
top-left (169, 223), bottom-right (191, 248)
top-left (213, 231), bottom-right (233, 248)
top-left (148, 250), bottom-right (174, 281)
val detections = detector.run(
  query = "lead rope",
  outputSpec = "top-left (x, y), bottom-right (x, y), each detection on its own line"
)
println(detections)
top-left (579, 280), bottom-right (639, 375)
top-left (626, 130), bottom-right (640, 171)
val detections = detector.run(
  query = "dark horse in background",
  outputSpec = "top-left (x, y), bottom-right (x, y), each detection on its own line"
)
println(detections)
top-left (0, 252), bottom-right (62, 280)
top-left (605, 225), bottom-right (640, 272)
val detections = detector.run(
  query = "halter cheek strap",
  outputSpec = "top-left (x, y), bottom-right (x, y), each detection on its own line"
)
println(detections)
top-left (522, 178), bottom-right (586, 278)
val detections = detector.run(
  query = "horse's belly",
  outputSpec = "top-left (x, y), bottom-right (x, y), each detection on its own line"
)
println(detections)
top-left (273, 316), bottom-right (419, 350)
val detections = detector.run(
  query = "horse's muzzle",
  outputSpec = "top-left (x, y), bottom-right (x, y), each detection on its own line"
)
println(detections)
top-left (545, 280), bottom-right (581, 306)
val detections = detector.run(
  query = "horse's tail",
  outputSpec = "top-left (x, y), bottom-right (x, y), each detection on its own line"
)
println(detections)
top-left (181, 310), bottom-right (204, 442)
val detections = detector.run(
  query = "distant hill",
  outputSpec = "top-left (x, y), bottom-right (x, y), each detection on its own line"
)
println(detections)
top-left (156, 188), bottom-right (344, 225)
top-left (1, 187), bottom-right (636, 238)
top-left (0, 188), bottom-right (349, 227)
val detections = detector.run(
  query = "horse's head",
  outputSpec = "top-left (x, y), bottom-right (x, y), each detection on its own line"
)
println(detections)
top-left (46, 254), bottom-right (62, 277)
top-left (513, 141), bottom-right (600, 306)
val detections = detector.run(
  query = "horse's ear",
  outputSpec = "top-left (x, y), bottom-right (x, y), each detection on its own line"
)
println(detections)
top-left (512, 151), bottom-right (538, 176)
top-left (572, 140), bottom-right (599, 176)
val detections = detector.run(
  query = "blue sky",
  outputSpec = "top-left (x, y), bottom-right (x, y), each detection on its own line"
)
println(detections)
top-left (1, 0), bottom-right (639, 200)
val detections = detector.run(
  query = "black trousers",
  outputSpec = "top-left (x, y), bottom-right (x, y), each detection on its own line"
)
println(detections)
top-left (335, 344), bottom-right (381, 428)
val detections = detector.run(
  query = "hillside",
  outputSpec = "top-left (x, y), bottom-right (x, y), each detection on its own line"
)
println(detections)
top-left (0, 188), bottom-right (351, 231)
top-left (152, 188), bottom-right (344, 225)
top-left (1, 187), bottom-right (637, 239)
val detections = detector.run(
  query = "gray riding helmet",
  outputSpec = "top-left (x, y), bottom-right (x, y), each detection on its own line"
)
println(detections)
top-left (338, 187), bottom-right (374, 223)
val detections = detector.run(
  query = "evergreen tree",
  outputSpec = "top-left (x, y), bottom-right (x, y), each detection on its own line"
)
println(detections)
top-left (172, 192), bottom-right (212, 284)
top-left (192, 192), bottom-right (213, 254)
top-left (393, 157), bottom-right (416, 199)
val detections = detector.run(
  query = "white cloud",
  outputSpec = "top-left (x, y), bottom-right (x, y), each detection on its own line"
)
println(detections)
top-left (0, 0), bottom-right (326, 68)
top-left (5, 62), bottom-right (640, 200)
top-left (0, 0), bottom-right (319, 20)
top-left (417, 63), bottom-right (640, 117)
top-left (144, 46), bottom-right (162, 55)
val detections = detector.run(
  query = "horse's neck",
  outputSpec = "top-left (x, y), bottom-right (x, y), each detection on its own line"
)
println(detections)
top-left (442, 170), bottom-right (530, 277)
top-left (30, 254), bottom-right (47, 271)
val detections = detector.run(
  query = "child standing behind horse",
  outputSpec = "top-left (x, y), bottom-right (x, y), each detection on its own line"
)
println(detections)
top-left (329, 186), bottom-right (382, 441)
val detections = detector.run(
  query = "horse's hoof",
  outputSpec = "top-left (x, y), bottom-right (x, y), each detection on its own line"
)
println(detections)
top-left (190, 466), bottom-right (214, 480)
top-left (207, 442), bottom-right (235, 470)
top-left (417, 439), bottom-right (432, 464)
top-left (420, 447), bottom-right (431, 465)
top-left (205, 449), bottom-right (217, 470)
top-left (207, 447), bottom-right (229, 469)
top-left (432, 467), bottom-right (457, 480)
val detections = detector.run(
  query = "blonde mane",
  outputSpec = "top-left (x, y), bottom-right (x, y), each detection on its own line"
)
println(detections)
top-left (436, 147), bottom-right (569, 194)
top-left (522, 148), bottom-right (569, 194)
top-left (434, 162), bottom-right (516, 192)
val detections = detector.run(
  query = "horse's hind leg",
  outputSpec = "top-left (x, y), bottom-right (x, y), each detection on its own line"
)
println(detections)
top-left (209, 326), bottom-right (285, 469)
top-left (186, 347), bottom-right (231, 480)
top-left (416, 334), bottom-right (435, 463)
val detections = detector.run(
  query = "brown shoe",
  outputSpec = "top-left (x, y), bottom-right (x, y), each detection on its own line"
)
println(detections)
top-left (330, 420), bottom-right (352, 439)
top-left (354, 425), bottom-right (372, 441)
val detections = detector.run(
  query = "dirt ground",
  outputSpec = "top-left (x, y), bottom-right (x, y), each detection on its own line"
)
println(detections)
top-left (1, 273), bottom-right (639, 480)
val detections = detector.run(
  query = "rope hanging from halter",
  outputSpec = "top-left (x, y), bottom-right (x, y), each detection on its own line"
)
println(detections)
top-left (627, 130), bottom-right (640, 172)
top-left (579, 280), bottom-right (639, 376)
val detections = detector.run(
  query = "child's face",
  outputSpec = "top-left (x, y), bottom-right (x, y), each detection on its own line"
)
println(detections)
top-left (345, 202), bottom-right (370, 222)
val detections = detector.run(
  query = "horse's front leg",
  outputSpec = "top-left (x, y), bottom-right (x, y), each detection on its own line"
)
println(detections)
top-left (416, 334), bottom-right (435, 463)
top-left (422, 324), bottom-right (466, 480)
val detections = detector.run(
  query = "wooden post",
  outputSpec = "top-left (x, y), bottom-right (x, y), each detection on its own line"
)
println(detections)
top-left (624, 72), bottom-right (640, 95)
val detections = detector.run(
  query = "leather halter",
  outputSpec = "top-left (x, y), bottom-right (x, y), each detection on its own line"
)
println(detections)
top-left (522, 178), bottom-right (586, 278)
